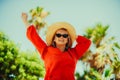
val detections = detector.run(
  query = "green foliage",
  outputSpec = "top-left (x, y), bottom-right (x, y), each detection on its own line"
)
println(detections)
top-left (76, 68), bottom-right (102, 80)
top-left (76, 23), bottom-right (120, 80)
top-left (0, 32), bottom-right (45, 80)
top-left (28, 6), bottom-right (50, 32)
top-left (14, 52), bottom-right (45, 80)
top-left (104, 69), bottom-right (111, 77)
top-left (114, 42), bottom-right (120, 49)
top-left (84, 23), bottom-right (109, 47)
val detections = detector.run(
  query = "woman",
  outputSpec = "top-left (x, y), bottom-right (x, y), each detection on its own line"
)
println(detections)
top-left (21, 13), bottom-right (91, 80)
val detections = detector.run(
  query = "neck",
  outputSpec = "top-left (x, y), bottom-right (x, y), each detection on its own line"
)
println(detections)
top-left (56, 45), bottom-right (66, 52)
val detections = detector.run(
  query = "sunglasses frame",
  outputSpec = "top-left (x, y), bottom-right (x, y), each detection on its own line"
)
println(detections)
top-left (55, 33), bottom-right (68, 38)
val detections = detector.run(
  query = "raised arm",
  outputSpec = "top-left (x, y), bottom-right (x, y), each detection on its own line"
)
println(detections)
top-left (21, 12), bottom-right (47, 59)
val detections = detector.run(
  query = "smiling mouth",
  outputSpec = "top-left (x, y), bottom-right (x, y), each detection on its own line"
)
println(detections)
top-left (58, 39), bottom-right (66, 42)
top-left (58, 40), bottom-right (64, 42)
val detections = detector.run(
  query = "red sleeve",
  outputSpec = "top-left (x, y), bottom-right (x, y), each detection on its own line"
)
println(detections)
top-left (26, 25), bottom-right (47, 58)
top-left (73, 35), bottom-right (91, 59)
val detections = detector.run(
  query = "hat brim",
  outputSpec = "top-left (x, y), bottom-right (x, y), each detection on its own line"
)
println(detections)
top-left (46, 22), bottom-right (76, 46)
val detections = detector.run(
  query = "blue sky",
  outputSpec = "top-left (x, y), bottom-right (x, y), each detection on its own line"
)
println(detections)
top-left (0, 0), bottom-right (120, 51)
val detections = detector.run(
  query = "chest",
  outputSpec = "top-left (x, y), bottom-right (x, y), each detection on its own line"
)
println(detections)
top-left (44, 48), bottom-right (77, 68)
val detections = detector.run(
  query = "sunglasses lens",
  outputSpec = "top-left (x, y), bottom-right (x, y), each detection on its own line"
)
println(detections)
top-left (63, 34), bottom-right (68, 38)
top-left (56, 34), bottom-right (61, 37)
top-left (56, 34), bottom-right (68, 38)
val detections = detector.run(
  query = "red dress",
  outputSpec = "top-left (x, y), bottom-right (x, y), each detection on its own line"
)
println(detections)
top-left (26, 25), bottom-right (91, 80)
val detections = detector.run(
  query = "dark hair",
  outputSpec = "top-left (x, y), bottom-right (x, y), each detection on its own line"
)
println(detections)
top-left (51, 28), bottom-right (72, 50)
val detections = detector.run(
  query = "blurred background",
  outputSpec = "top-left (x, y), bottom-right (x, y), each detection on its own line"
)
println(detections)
top-left (0, 0), bottom-right (120, 80)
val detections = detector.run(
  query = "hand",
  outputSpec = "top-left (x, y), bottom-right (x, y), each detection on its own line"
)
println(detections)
top-left (21, 12), bottom-right (28, 23)
top-left (21, 12), bottom-right (29, 27)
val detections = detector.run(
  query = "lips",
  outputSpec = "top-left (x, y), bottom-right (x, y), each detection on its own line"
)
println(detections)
top-left (58, 39), bottom-right (64, 42)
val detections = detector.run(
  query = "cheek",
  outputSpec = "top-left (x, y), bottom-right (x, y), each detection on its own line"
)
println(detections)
top-left (65, 38), bottom-right (69, 43)
top-left (63, 38), bottom-right (68, 43)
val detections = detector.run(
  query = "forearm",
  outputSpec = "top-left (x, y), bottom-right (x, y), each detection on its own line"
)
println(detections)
top-left (76, 35), bottom-right (91, 44)
top-left (73, 35), bottom-right (91, 59)
top-left (26, 25), bottom-right (47, 57)
top-left (23, 20), bottom-right (29, 28)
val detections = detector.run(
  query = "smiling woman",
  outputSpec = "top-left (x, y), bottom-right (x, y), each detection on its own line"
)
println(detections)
top-left (21, 12), bottom-right (91, 80)
top-left (0, 0), bottom-right (120, 79)
top-left (52, 28), bottom-right (70, 51)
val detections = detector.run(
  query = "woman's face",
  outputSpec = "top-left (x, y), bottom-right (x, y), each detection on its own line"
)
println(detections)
top-left (54, 29), bottom-right (69, 46)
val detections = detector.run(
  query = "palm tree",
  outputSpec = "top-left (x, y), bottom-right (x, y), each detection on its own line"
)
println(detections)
top-left (76, 23), bottom-right (120, 80)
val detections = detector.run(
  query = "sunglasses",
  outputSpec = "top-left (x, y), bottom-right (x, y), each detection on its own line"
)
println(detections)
top-left (55, 33), bottom-right (68, 38)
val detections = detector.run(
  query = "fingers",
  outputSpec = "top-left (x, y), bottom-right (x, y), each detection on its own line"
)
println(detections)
top-left (21, 12), bottom-right (28, 20)
top-left (22, 12), bottom-right (27, 16)
top-left (21, 12), bottom-right (29, 27)
top-left (21, 12), bottom-right (28, 22)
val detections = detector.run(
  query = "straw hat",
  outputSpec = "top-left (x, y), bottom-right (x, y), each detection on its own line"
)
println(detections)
top-left (46, 22), bottom-right (77, 46)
